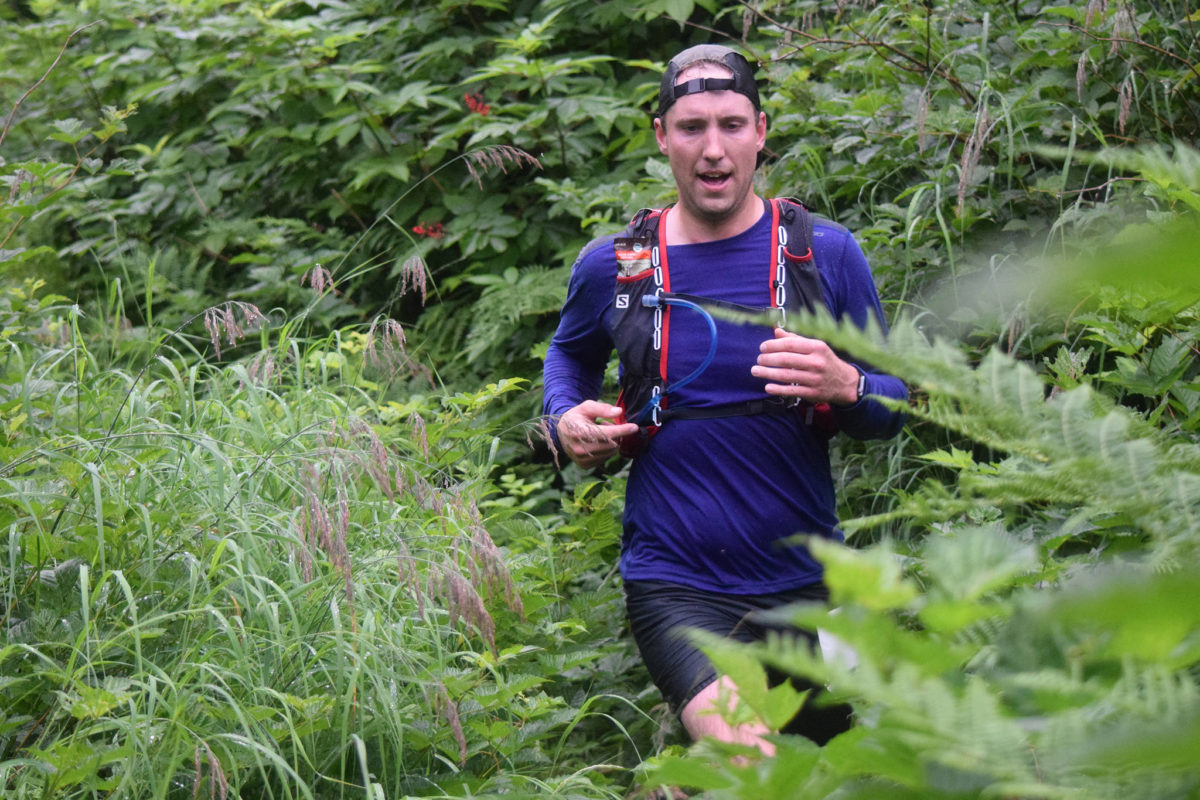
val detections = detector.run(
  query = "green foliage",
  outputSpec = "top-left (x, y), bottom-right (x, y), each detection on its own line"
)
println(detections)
top-left (641, 207), bottom-right (1200, 799)
top-left (0, 0), bottom-right (687, 388)
top-left (0, 282), bottom-right (653, 798)
top-left (759, 0), bottom-right (1199, 306)
top-left (3, 0), bottom-right (1200, 798)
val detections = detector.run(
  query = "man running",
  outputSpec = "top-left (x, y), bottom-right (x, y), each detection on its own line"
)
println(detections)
top-left (542, 44), bottom-right (906, 753)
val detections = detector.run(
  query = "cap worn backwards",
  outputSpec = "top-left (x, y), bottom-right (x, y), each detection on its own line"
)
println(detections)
top-left (656, 44), bottom-right (760, 119)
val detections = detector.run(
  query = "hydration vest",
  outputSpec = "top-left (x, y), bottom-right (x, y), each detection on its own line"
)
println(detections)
top-left (609, 198), bottom-right (837, 456)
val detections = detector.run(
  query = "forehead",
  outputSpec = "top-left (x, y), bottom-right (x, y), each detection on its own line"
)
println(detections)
top-left (667, 63), bottom-right (757, 120)
top-left (675, 62), bottom-right (733, 82)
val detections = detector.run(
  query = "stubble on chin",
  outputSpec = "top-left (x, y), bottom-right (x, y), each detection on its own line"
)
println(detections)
top-left (688, 186), bottom-right (751, 227)
top-left (683, 182), bottom-right (738, 223)
top-left (692, 202), bottom-right (736, 225)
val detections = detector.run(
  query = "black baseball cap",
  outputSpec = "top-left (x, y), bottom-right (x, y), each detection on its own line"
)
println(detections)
top-left (655, 44), bottom-right (760, 119)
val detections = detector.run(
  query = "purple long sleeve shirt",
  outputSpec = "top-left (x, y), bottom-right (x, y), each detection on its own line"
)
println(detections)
top-left (543, 204), bottom-right (906, 594)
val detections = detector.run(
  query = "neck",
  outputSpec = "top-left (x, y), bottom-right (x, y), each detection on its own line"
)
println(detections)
top-left (665, 193), bottom-right (765, 244)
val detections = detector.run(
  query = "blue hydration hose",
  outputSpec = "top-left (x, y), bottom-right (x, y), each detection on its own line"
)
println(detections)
top-left (630, 294), bottom-right (719, 425)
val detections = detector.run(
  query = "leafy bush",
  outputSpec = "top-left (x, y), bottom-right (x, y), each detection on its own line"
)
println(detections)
top-left (3, 0), bottom-right (1199, 798)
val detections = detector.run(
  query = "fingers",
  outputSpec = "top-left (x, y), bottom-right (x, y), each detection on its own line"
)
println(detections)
top-left (756, 373), bottom-right (820, 399)
top-left (560, 421), bottom-right (634, 467)
top-left (556, 402), bottom-right (640, 468)
top-left (752, 328), bottom-right (857, 404)
top-left (753, 329), bottom-right (829, 381)
top-left (571, 400), bottom-right (625, 421)
top-left (758, 326), bottom-right (817, 353)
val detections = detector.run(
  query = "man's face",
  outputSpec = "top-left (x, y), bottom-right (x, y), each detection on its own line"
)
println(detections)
top-left (654, 63), bottom-right (766, 228)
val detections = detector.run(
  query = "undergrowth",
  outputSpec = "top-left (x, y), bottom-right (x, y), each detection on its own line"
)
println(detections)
top-left (0, 277), bottom-right (654, 798)
top-left (2, 1), bottom-right (1199, 798)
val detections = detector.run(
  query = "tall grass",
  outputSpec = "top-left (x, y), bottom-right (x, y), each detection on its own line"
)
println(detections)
top-left (0, 279), bottom-right (649, 799)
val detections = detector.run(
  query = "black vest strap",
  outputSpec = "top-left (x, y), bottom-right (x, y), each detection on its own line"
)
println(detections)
top-left (660, 398), bottom-right (800, 423)
top-left (610, 198), bottom-right (833, 456)
top-left (662, 292), bottom-right (763, 316)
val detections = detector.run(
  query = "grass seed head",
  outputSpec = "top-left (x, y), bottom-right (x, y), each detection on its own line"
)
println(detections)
top-left (397, 541), bottom-right (426, 619)
top-left (431, 682), bottom-right (468, 766)
top-left (399, 256), bottom-right (428, 305)
top-left (293, 519), bottom-right (315, 583)
top-left (203, 302), bottom-right (265, 358)
top-left (465, 145), bottom-right (542, 189)
top-left (433, 564), bottom-right (496, 653)
top-left (193, 741), bottom-right (228, 800)
top-left (1118, 77), bottom-right (1133, 134)
top-left (338, 417), bottom-right (395, 500)
top-left (302, 263), bottom-right (334, 295)
top-left (1110, 4), bottom-right (1138, 55)
top-left (535, 416), bottom-right (561, 468)
top-left (364, 317), bottom-right (409, 379)
top-left (957, 107), bottom-right (992, 216)
top-left (245, 351), bottom-right (279, 386)
top-left (467, 515), bottom-right (524, 619)
top-left (410, 412), bottom-right (429, 460)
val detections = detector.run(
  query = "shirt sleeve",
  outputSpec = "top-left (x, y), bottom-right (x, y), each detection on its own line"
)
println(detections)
top-left (542, 241), bottom-right (617, 425)
top-left (819, 226), bottom-right (908, 440)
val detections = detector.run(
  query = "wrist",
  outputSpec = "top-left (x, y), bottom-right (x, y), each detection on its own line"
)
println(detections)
top-left (835, 364), bottom-right (866, 407)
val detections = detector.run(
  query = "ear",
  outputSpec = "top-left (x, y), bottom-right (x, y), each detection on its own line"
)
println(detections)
top-left (653, 116), bottom-right (669, 155)
top-left (755, 111), bottom-right (767, 151)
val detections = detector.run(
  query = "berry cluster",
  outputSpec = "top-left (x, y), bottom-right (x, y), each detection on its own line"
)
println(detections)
top-left (412, 222), bottom-right (445, 239)
top-left (463, 92), bottom-right (491, 116)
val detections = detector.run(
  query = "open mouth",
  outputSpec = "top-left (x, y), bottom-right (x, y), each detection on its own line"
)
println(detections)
top-left (698, 172), bottom-right (730, 189)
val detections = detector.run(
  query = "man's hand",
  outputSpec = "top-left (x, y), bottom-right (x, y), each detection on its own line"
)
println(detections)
top-left (751, 327), bottom-right (860, 406)
top-left (555, 401), bottom-right (640, 468)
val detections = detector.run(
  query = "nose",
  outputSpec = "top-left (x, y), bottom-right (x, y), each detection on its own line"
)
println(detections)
top-left (701, 126), bottom-right (724, 161)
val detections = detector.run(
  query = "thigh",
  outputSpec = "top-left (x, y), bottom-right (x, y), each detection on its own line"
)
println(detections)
top-left (624, 580), bottom-right (741, 713)
top-left (623, 580), bottom-right (825, 714)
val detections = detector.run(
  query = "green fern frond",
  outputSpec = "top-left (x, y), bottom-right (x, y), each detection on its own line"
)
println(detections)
top-left (463, 265), bottom-right (569, 364)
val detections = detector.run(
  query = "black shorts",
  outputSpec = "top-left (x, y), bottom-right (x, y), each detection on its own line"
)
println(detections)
top-left (624, 579), bottom-right (851, 743)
